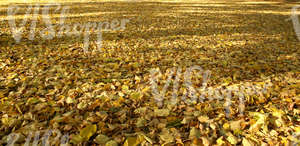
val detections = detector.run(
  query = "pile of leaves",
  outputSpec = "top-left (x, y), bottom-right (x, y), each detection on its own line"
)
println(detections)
top-left (0, 1), bottom-right (299, 145)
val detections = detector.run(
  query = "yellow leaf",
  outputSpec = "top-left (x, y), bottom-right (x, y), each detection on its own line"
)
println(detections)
top-left (124, 136), bottom-right (143, 146)
top-left (137, 133), bottom-right (152, 144)
top-left (198, 116), bottom-right (209, 123)
top-left (95, 134), bottom-right (110, 144)
top-left (0, 91), bottom-right (5, 98)
top-left (70, 134), bottom-right (83, 144)
top-left (80, 124), bottom-right (97, 141)
top-left (226, 133), bottom-right (238, 145)
top-left (154, 109), bottom-right (170, 117)
top-left (230, 119), bottom-right (243, 131)
top-left (216, 136), bottom-right (225, 145)
top-left (295, 126), bottom-right (300, 133)
top-left (122, 85), bottom-right (129, 92)
top-left (106, 140), bottom-right (118, 146)
top-left (201, 137), bottom-right (211, 146)
top-left (159, 128), bottom-right (174, 144)
top-left (223, 123), bottom-right (230, 130)
top-left (242, 138), bottom-right (255, 146)
top-left (189, 127), bottom-right (201, 139)
top-left (130, 92), bottom-right (142, 100)
top-left (249, 112), bottom-right (268, 133)
top-left (142, 87), bottom-right (150, 93)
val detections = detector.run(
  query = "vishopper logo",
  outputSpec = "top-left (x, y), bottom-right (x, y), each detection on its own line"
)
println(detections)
top-left (291, 5), bottom-right (300, 41)
top-left (5, 3), bottom-right (130, 53)
top-left (4, 129), bottom-right (69, 146)
top-left (292, 131), bottom-right (300, 146)
top-left (150, 66), bottom-right (211, 107)
top-left (150, 65), bottom-right (273, 118)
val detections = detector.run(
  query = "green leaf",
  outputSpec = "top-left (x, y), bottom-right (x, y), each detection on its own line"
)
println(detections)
top-left (70, 134), bottom-right (84, 144)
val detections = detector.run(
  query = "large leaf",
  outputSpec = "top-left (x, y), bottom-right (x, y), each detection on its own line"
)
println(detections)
top-left (80, 124), bottom-right (97, 141)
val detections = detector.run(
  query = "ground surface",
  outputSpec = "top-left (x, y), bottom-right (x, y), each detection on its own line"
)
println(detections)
top-left (0, 0), bottom-right (299, 145)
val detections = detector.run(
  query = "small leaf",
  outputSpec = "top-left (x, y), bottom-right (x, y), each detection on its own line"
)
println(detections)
top-left (242, 138), bottom-right (255, 146)
top-left (216, 136), bottom-right (225, 145)
top-left (226, 132), bottom-right (238, 145)
top-left (122, 85), bottom-right (129, 91)
top-left (66, 97), bottom-right (74, 104)
top-left (198, 116), bottom-right (209, 123)
top-left (189, 127), bottom-right (201, 139)
top-left (159, 128), bottom-right (174, 144)
top-left (124, 136), bottom-right (143, 146)
top-left (70, 134), bottom-right (84, 144)
top-left (136, 117), bottom-right (146, 128)
top-left (130, 92), bottom-right (142, 100)
top-left (154, 109), bottom-right (170, 117)
top-left (95, 134), bottom-right (110, 144)
top-left (105, 140), bottom-right (118, 146)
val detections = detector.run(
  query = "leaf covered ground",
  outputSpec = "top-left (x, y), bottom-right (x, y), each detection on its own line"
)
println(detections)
top-left (0, 0), bottom-right (299, 145)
